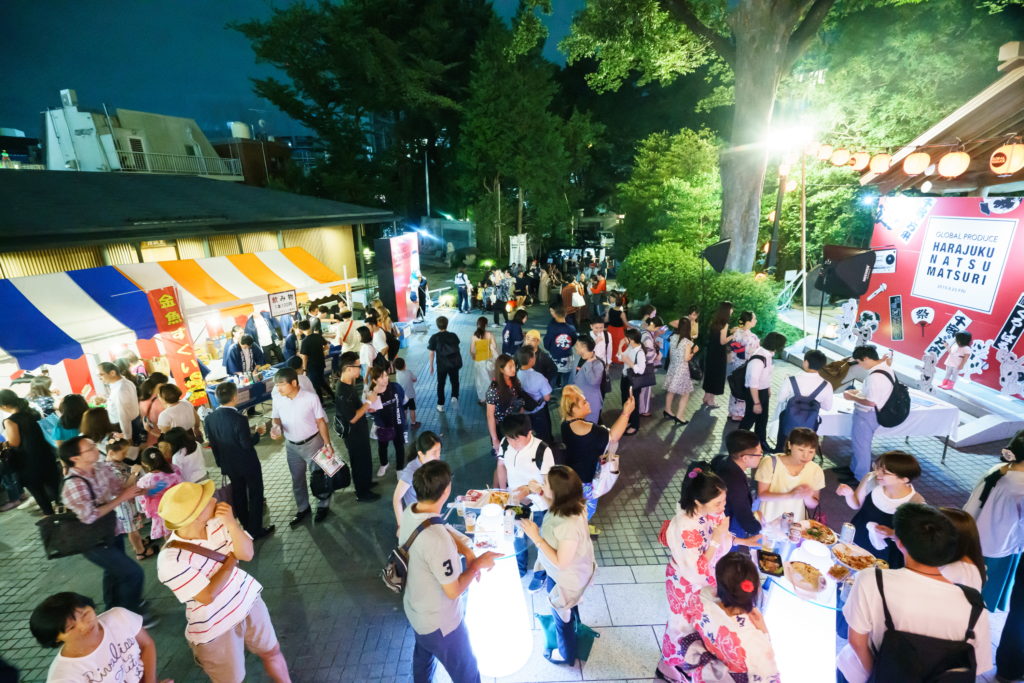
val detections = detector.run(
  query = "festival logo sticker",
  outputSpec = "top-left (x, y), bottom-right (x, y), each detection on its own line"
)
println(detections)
top-left (877, 196), bottom-right (936, 243)
top-left (889, 295), bottom-right (904, 342)
top-left (924, 310), bottom-right (973, 358)
top-left (993, 292), bottom-right (1024, 354)
top-left (912, 306), bottom-right (935, 337)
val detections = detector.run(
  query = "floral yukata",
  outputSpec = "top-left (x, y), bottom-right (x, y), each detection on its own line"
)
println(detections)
top-left (660, 508), bottom-right (729, 678)
top-left (683, 586), bottom-right (780, 683)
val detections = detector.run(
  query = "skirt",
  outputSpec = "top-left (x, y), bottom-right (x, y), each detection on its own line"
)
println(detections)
top-left (608, 326), bottom-right (626, 365)
top-left (983, 553), bottom-right (1020, 612)
top-left (474, 359), bottom-right (494, 403)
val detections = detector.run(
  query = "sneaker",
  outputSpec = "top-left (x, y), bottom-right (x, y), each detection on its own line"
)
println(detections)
top-left (17, 497), bottom-right (38, 510)
top-left (436, 404), bottom-right (445, 413)
top-left (376, 464), bottom-right (389, 478)
top-left (527, 571), bottom-right (547, 593)
top-left (450, 397), bottom-right (458, 407)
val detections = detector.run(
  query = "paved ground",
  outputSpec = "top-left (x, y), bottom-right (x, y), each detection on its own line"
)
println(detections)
top-left (0, 297), bottom-right (1011, 682)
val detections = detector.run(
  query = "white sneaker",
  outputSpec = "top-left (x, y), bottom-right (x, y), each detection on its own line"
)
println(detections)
top-left (376, 464), bottom-right (389, 478)
top-left (436, 404), bottom-right (445, 413)
top-left (450, 397), bottom-right (458, 407)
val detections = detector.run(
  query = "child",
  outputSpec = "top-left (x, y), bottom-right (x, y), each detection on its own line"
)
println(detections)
top-left (393, 357), bottom-right (419, 428)
top-left (940, 331), bottom-right (973, 390)
top-left (392, 431), bottom-right (442, 533)
top-left (133, 447), bottom-right (184, 541)
top-left (754, 426), bottom-right (825, 524)
top-left (835, 450), bottom-right (925, 569)
top-left (105, 439), bottom-right (152, 560)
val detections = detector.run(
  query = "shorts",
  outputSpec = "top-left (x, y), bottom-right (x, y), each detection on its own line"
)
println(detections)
top-left (191, 596), bottom-right (280, 683)
top-left (404, 398), bottom-right (416, 411)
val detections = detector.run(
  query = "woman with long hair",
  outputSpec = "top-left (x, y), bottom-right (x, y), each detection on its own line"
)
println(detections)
top-left (605, 293), bottom-right (627, 366)
top-left (939, 507), bottom-right (987, 591)
top-left (727, 311), bottom-right (759, 421)
top-left (964, 429), bottom-right (1024, 611)
top-left (701, 301), bottom-right (735, 409)
top-left (617, 328), bottom-right (647, 435)
top-left (137, 372), bottom-right (168, 447)
top-left (663, 318), bottom-right (698, 425)
top-left (471, 316), bottom-right (497, 404)
top-left (559, 384), bottom-right (633, 519)
top-left (487, 354), bottom-right (528, 487)
top-left (657, 464), bottom-right (760, 681)
top-left (51, 393), bottom-right (89, 447)
top-left (0, 389), bottom-right (61, 514)
top-left (27, 376), bottom-right (57, 417)
top-left (519, 466), bottom-right (596, 665)
top-left (364, 365), bottom-right (406, 479)
top-left (80, 407), bottom-right (117, 448)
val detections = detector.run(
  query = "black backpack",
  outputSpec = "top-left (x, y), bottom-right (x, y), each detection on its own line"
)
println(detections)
top-left (381, 516), bottom-right (443, 594)
top-left (777, 377), bottom-right (828, 442)
top-left (867, 568), bottom-right (984, 683)
top-left (434, 333), bottom-right (462, 369)
top-left (727, 355), bottom-right (765, 402)
top-left (872, 369), bottom-right (911, 428)
top-left (385, 330), bottom-right (401, 361)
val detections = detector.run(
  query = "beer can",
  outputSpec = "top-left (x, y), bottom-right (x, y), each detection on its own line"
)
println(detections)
top-left (840, 523), bottom-right (856, 544)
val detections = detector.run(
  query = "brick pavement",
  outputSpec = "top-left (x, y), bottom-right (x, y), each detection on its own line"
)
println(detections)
top-left (0, 301), bottom-right (1009, 682)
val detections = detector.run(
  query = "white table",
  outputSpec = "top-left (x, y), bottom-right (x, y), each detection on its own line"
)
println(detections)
top-left (817, 387), bottom-right (960, 462)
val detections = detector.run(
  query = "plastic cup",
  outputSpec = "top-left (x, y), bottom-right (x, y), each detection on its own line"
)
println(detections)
top-left (465, 511), bottom-right (477, 533)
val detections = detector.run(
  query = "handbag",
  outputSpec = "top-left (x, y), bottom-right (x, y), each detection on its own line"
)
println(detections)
top-left (37, 476), bottom-right (118, 560)
top-left (588, 455), bottom-right (620, 499)
top-left (536, 614), bottom-right (601, 661)
top-left (310, 461), bottom-right (352, 496)
top-left (382, 516), bottom-right (443, 593)
top-left (213, 475), bottom-right (233, 506)
top-left (571, 291), bottom-right (586, 308)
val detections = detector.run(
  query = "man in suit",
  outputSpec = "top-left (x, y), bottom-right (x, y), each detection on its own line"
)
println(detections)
top-left (225, 335), bottom-right (266, 376)
top-left (204, 382), bottom-right (275, 539)
top-left (245, 311), bottom-right (284, 364)
top-left (283, 321), bottom-right (304, 361)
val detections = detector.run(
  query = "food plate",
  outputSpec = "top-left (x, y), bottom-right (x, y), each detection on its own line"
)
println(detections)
top-left (488, 490), bottom-right (510, 506)
top-left (827, 564), bottom-right (851, 582)
top-left (462, 489), bottom-right (489, 507)
top-left (784, 561), bottom-right (827, 597)
top-left (757, 549), bottom-right (784, 577)
top-left (832, 542), bottom-right (878, 571)
top-left (799, 519), bottom-right (838, 545)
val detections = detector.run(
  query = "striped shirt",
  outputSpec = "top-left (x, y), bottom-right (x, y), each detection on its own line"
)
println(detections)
top-left (157, 521), bottom-right (262, 644)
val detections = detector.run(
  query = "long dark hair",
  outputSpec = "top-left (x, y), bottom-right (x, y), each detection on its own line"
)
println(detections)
top-left (978, 429), bottom-right (1024, 509)
top-left (0, 389), bottom-right (40, 421)
top-left (474, 316), bottom-right (488, 340)
top-left (709, 301), bottom-right (734, 334)
top-left (716, 551), bottom-right (760, 612)
top-left (58, 394), bottom-right (89, 431)
top-left (939, 507), bottom-right (987, 584)
top-left (492, 354), bottom-right (524, 406)
top-left (679, 462), bottom-right (725, 516)
top-left (674, 317), bottom-right (693, 342)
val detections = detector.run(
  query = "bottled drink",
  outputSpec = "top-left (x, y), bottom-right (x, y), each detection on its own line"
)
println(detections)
top-left (840, 523), bottom-right (855, 544)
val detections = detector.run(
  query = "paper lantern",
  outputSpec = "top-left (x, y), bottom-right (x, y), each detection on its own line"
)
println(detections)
top-left (903, 151), bottom-right (931, 175)
top-left (850, 152), bottom-right (871, 171)
top-left (816, 144), bottom-right (834, 161)
top-left (990, 143), bottom-right (1024, 176)
top-left (830, 148), bottom-right (852, 166)
top-left (937, 151), bottom-right (970, 178)
top-left (869, 153), bottom-right (893, 174)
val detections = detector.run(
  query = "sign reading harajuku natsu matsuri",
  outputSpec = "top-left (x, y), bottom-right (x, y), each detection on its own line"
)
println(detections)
top-left (146, 287), bottom-right (209, 406)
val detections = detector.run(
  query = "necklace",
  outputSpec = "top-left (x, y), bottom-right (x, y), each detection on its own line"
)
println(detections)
top-left (906, 566), bottom-right (943, 577)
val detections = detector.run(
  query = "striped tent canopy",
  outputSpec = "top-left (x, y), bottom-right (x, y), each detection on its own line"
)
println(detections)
top-left (0, 248), bottom-right (348, 378)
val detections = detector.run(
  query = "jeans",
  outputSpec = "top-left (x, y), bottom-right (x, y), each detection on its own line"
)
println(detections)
top-left (738, 389), bottom-right (771, 451)
top-left (851, 408), bottom-right (878, 481)
top-left (436, 366), bottom-right (460, 405)
top-left (515, 510), bottom-right (546, 576)
top-left (412, 622), bottom-right (480, 683)
top-left (456, 286), bottom-right (469, 312)
top-left (286, 435), bottom-right (330, 513)
top-left (0, 468), bottom-right (21, 503)
top-left (996, 552), bottom-right (1024, 679)
top-left (82, 535), bottom-right (144, 613)
top-left (545, 577), bottom-right (580, 662)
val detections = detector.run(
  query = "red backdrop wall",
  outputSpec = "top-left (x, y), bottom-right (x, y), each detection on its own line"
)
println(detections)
top-left (861, 196), bottom-right (1024, 396)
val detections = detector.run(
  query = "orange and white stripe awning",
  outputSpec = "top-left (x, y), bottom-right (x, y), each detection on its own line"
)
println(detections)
top-left (115, 247), bottom-right (351, 316)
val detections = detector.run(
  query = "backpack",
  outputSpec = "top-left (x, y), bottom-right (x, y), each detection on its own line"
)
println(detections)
top-left (500, 439), bottom-right (551, 471)
top-left (867, 568), bottom-right (984, 683)
top-left (434, 333), bottom-right (462, 369)
top-left (382, 516), bottom-right (444, 594)
top-left (778, 376), bottom-right (828, 442)
top-left (872, 369), bottom-right (911, 428)
top-left (727, 355), bottom-right (766, 402)
top-left (385, 330), bottom-right (401, 361)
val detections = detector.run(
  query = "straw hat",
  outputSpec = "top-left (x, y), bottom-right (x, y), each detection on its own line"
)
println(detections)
top-left (157, 480), bottom-right (215, 530)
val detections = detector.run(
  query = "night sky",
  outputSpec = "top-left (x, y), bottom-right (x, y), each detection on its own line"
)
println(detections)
top-left (0, 0), bottom-right (581, 141)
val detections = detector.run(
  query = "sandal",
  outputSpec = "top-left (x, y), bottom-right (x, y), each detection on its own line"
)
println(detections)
top-left (136, 546), bottom-right (156, 561)
top-left (625, 427), bottom-right (638, 435)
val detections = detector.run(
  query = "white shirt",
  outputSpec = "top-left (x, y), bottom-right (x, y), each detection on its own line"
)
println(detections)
top-left (271, 388), bottom-right (326, 441)
top-left (840, 567), bottom-right (992, 681)
top-left (46, 608), bottom-right (144, 683)
top-left (173, 446), bottom-right (207, 483)
top-left (336, 319), bottom-right (360, 354)
top-left (500, 435), bottom-right (555, 510)
top-left (744, 348), bottom-right (773, 391)
top-left (158, 401), bottom-right (196, 432)
top-left (158, 521), bottom-right (262, 645)
top-left (271, 374), bottom-right (315, 398)
top-left (592, 330), bottom-right (613, 366)
top-left (939, 559), bottom-right (984, 591)
top-left (252, 314), bottom-right (274, 346)
top-left (372, 327), bottom-right (388, 354)
top-left (774, 370), bottom-right (833, 419)
top-left (859, 364), bottom-right (894, 412)
top-left (106, 377), bottom-right (140, 440)
top-left (620, 344), bottom-right (646, 375)
top-left (964, 466), bottom-right (1024, 557)
top-left (360, 343), bottom-right (377, 369)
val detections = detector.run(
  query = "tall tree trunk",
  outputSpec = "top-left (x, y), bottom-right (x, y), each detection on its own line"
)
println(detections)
top-left (496, 175), bottom-right (503, 258)
top-left (517, 186), bottom-right (524, 234)
top-left (719, 6), bottom-right (795, 272)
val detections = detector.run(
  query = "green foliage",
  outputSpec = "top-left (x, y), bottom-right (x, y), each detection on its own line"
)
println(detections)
top-left (704, 272), bottom-right (782, 339)
top-left (617, 243), bottom-right (702, 316)
top-left (615, 128), bottom-right (721, 256)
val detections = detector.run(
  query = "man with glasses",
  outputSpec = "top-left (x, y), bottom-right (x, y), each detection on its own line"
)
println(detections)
top-left (271, 368), bottom-right (337, 526)
top-left (335, 352), bottom-right (381, 502)
top-left (56, 436), bottom-right (155, 627)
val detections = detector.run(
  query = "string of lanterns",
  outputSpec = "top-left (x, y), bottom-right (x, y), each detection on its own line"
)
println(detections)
top-left (807, 137), bottom-right (1024, 179)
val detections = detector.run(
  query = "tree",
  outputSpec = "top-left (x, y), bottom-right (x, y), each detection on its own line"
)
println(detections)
top-left (516, 0), bottom-right (1022, 272)
top-left (233, 0), bottom-right (493, 216)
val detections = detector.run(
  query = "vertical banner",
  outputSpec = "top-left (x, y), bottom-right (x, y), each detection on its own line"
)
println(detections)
top-left (146, 286), bottom-right (208, 406)
top-left (375, 234), bottom-right (421, 322)
top-left (509, 234), bottom-right (529, 267)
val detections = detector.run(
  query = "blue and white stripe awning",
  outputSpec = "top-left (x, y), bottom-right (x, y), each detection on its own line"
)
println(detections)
top-left (0, 266), bottom-right (158, 370)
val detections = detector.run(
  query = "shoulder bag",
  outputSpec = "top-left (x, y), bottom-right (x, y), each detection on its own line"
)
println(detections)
top-left (37, 476), bottom-right (118, 559)
top-left (382, 516), bottom-right (444, 594)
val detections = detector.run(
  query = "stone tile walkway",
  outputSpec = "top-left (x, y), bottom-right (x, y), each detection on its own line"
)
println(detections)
top-left (0, 299), bottom-right (1010, 682)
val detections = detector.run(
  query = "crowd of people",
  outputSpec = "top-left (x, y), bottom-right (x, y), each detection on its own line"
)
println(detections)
top-left (1, 261), bottom-right (1022, 683)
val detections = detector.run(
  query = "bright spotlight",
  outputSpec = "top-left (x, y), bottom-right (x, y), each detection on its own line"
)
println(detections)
top-left (860, 195), bottom-right (878, 207)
